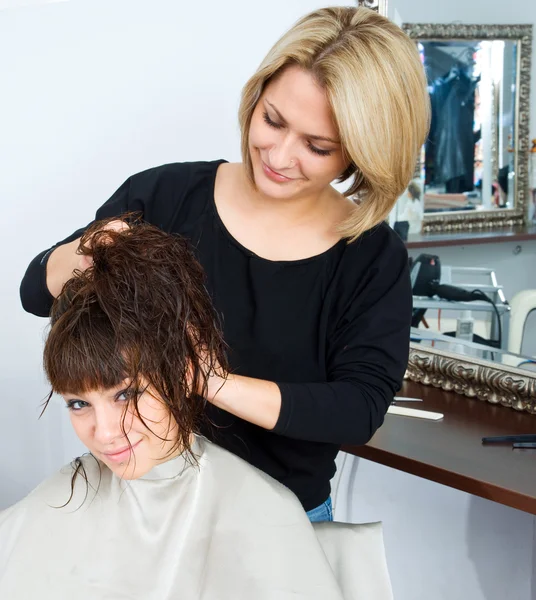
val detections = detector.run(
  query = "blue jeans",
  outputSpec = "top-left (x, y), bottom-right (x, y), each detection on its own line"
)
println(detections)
top-left (306, 497), bottom-right (333, 523)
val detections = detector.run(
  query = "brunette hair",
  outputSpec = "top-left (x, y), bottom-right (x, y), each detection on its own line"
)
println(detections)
top-left (43, 217), bottom-right (228, 465)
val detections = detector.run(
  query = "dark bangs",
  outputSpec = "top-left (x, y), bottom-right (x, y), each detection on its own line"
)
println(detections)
top-left (44, 289), bottom-right (131, 395)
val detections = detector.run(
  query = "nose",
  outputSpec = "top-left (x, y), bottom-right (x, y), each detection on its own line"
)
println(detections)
top-left (268, 133), bottom-right (297, 171)
top-left (93, 403), bottom-right (126, 446)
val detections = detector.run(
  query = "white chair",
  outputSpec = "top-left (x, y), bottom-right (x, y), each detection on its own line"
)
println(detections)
top-left (508, 290), bottom-right (536, 355)
top-left (314, 521), bottom-right (394, 600)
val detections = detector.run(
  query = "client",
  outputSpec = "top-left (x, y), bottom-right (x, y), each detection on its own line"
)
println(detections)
top-left (0, 219), bottom-right (392, 599)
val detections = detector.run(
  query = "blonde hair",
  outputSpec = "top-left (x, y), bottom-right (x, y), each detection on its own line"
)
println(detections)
top-left (239, 7), bottom-right (430, 241)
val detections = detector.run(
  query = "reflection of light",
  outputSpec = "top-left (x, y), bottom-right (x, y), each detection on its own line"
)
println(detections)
top-left (418, 41), bottom-right (425, 67)
top-left (491, 40), bottom-right (505, 84)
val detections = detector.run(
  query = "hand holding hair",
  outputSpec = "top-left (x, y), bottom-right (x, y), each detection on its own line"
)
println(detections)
top-left (76, 219), bottom-right (131, 271)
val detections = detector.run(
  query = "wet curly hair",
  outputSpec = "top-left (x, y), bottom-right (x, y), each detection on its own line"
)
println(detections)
top-left (43, 216), bottom-right (228, 462)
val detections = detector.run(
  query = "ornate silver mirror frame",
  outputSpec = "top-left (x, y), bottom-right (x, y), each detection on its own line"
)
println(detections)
top-left (402, 23), bottom-right (532, 233)
top-left (407, 342), bottom-right (536, 413)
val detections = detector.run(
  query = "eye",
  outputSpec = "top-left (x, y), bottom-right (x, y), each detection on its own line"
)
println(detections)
top-left (262, 111), bottom-right (283, 129)
top-left (115, 385), bottom-right (146, 403)
top-left (66, 400), bottom-right (90, 412)
top-left (307, 142), bottom-right (333, 157)
top-left (116, 389), bottom-right (136, 403)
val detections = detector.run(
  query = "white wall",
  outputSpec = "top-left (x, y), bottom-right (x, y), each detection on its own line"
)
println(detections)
top-left (0, 0), bottom-right (334, 509)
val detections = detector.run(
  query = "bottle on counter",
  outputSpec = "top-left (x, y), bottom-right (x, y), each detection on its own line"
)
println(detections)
top-left (456, 311), bottom-right (474, 343)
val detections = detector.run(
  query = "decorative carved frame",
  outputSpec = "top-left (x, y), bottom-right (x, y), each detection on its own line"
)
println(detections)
top-left (407, 342), bottom-right (536, 413)
top-left (402, 23), bottom-right (533, 233)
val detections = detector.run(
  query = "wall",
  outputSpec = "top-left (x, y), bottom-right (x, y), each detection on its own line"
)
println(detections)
top-left (0, 0), bottom-right (332, 509)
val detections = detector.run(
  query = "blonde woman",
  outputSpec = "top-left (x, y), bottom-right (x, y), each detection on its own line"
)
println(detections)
top-left (20, 7), bottom-right (430, 522)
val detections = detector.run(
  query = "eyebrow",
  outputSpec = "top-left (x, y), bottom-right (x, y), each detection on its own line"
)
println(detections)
top-left (265, 100), bottom-right (341, 145)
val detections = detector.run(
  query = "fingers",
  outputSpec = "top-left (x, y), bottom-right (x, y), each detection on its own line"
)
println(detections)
top-left (97, 220), bottom-right (131, 243)
top-left (77, 219), bottom-right (130, 272)
top-left (78, 254), bottom-right (94, 271)
top-left (103, 220), bottom-right (130, 233)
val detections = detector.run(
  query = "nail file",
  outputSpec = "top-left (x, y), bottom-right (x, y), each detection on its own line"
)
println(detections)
top-left (388, 405), bottom-right (444, 421)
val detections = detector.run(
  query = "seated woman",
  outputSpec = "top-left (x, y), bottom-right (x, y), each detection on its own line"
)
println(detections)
top-left (0, 220), bottom-right (392, 599)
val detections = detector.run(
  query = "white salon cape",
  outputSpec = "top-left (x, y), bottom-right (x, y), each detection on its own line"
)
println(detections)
top-left (0, 437), bottom-right (392, 599)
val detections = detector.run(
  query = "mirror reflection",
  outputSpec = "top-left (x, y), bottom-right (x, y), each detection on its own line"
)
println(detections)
top-left (420, 39), bottom-right (517, 215)
top-left (390, 23), bottom-right (533, 236)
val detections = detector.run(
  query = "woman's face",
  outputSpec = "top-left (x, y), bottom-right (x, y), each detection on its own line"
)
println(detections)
top-left (62, 380), bottom-right (181, 479)
top-left (248, 65), bottom-right (349, 201)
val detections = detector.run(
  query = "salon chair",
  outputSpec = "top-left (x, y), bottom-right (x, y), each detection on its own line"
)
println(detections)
top-left (508, 290), bottom-right (536, 355)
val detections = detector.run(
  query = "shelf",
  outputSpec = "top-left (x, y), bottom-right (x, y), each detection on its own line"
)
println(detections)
top-left (405, 224), bottom-right (536, 249)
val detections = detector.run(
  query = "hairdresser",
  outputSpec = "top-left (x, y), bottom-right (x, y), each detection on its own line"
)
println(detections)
top-left (20, 7), bottom-right (430, 523)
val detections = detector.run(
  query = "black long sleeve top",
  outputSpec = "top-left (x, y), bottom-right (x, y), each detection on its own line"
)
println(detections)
top-left (20, 160), bottom-right (412, 511)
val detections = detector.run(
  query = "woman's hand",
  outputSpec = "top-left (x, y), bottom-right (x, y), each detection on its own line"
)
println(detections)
top-left (77, 219), bottom-right (130, 271)
top-left (46, 219), bottom-right (130, 298)
top-left (202, 366), bottom-right (281, 431)
top-left (190, 347), bottom-right (227, 402)
top-left (204, 365), bottom-right (229, 403)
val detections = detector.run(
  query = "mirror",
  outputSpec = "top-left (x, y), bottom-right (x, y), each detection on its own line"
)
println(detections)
top-left (411, 328), bottom-right (536, 373)
top-left (392, 23), bottom-right (532, 234)
top-left (406, 338), bottom-right (536, 413)
top-left (422, 39), bottom-right (516, 214)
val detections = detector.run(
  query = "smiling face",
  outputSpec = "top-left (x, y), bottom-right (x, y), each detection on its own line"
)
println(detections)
top-left (248, 65), bottom-right (349, 201)
top-left (62, 380), bottom-right (182, 480)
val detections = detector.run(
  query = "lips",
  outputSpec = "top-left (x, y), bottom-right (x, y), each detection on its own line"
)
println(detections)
top-left (102, 439), bottom-right (142, 462)
top-left (261, 161), bottom-right (293, 183)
